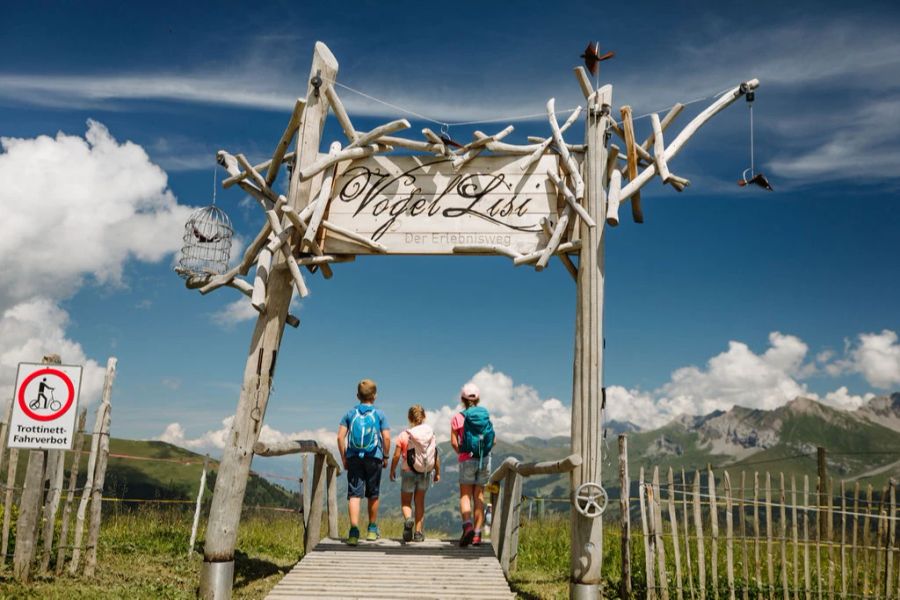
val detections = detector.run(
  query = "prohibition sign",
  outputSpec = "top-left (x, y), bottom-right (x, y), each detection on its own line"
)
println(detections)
top-left (18, 368), bottom-right (75, 421)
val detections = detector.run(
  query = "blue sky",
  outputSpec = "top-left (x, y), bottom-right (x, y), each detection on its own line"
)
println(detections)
top-left (1, 0), bottom-right (898, 456)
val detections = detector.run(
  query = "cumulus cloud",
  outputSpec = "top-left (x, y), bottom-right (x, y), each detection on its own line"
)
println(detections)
top-left (828, 330), bottom-right (900, 389)
top-left (425, 366), bottom-right (571, 442)
top-left (0, 121), bottom-right (193, 407)
top-left (158, 416), bottom-right (336, 454)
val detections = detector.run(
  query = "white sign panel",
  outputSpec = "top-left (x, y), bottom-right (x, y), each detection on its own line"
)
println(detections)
top-left (8, 362), bottom-right (83, 450)
top-left (322, 154), bottom-right (562, 255)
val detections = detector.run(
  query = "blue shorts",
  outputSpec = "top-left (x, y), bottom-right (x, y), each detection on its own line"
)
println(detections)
top-left (347, 456), bottom-right (382, 499)
top-left (459, 455), bottom-right (491, 486)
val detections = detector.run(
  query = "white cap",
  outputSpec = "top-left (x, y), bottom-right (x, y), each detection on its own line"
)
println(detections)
top-left (460, 383), bottom-right (480, 401)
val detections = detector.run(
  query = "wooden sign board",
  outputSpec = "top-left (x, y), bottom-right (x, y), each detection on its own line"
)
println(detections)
top-left (321, 154), bottom-right (562, 255)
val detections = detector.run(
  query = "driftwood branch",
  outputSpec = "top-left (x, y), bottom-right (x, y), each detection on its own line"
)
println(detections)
top-left (617, 80), bottom-right (760, 205)
top-left (324, 85), bottom-right (357, 143)
top-left (521, 106), bottom-right (583, 172)
top-left (620, 105), bottom-right (643, 223)
top-left (349, 119), bottom-right (410, 150)
top-left (253, 440), bottom-right (341, 473)
top-left (547, 99), bottom-right (585, 201)
top-left (548, 172), bottom-right (596, 228)
top-left (452, 244), bottom-right (523, 259)
top-left (536, 205), bottom-right (572, 271)
top-left (303, 141), bottom-right (342, 248)
top-left (298, 143), bottom-right (391, 181)
top-left (266, 99), bottom-right (305, 186)
top-left (453, 126), bottom-right (514, 170)
top-left (489, 453), bottom-right (582, 485)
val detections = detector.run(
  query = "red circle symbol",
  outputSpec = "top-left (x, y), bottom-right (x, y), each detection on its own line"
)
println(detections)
top-left (18, 368), bottom-right (75, 421)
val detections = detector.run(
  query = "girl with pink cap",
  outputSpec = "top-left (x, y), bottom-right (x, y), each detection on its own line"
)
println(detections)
top-left (450, 382), bottom-right (495, 546)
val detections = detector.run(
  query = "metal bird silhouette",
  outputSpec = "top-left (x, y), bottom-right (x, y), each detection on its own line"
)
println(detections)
top-left (738, 172), bottom-right (774, 191)
top-left (581, 42), bottom-right (615, 77)
top-left (193, 226), bottom-right (223, 243)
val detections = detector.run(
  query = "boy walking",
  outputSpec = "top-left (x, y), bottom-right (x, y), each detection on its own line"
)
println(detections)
top-left (337, 379), bottom-right (391, 546)
top-left (450, 383), bottom-right (495, 547)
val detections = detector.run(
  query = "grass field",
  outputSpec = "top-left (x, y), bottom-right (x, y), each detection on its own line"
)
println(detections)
top-left (0, 506), bottom-right (575, 599)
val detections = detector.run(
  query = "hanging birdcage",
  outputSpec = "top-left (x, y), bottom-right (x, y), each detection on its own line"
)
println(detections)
top-left (176, 205), bottom-right (234, 280)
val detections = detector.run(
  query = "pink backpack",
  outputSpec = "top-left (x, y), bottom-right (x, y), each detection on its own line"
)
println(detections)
top-left (405, 424), bottom-right (436, 474)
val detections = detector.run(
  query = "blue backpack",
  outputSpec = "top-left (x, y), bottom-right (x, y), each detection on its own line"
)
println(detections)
top-left (348, 407), bottom-right (379, 457)
top-left (460, 406), bottom-right (494, 463)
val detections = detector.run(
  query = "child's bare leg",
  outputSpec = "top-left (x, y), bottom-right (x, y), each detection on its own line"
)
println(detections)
top-left (459, 484), bottom-right (474, 523)
top-left (400, 491), bottom-right (413, 520)
top-left (414, 490), bottom-right (426, 533)
top-left (473, 486), bottom-right (485, 531)
top-left (367, 496), bottom-right (380, 525)
top-left (348, 497), bottom-right (361, 527)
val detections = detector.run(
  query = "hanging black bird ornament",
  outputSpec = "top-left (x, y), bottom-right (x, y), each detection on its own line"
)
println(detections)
top-left (580, 42), bottom-right (615, 77)
top-left (738, 84), bottom-right (773, 191)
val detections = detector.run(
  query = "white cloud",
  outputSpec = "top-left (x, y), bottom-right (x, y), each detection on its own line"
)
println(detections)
top-left (425, 366), bottom-right (571, 443)
top-left (210, 298), bottom-right (259, 328)
top-left (0, 298), bottom-right (106, 409)
top-left (158, 415), bottom-right (336, 454)
top-left (0, 121), bottom-right (193, 407)
top-left (833, 330), bottom-right (900, 389)
top-left (820, 386), bottom-right (875, 411)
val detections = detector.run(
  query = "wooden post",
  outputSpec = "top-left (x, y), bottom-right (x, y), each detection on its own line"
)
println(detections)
top-left (792, 476), bottom-right (799, 600)
top-left (694, 471), bottom-right (707, 600)
top-left (56, 407), bottom-right (87, 574)
top-left (1, 446), bottom-right (18, 565)
top-left (826, 478), bottom-right (834, 600)
top-left (724, 471), bottom-right (735, 600)
top-left (326, 464), bottom-right (338, 540)
top-left (804, 476), bottom-right (811, 600)
top-left (640, 467), bottom-right (657, 600)
top-left (815, 477), bottom-right (822, 600)
top-left (619, 436), bottom-right (632, 599)
top-left (817, 447), bottom-right (826, 533)
top-left (670, 468), bottom-right (685, 600)
top-left (12, 450), bottom-right (44, 581)
top-left (84, 357), bottom-right (116, 577)
top-left (301, 454), bottom-right (310, 528)
top-left (780, 473), bottom-right (789, 600)
top-left (69, 370), bottom-right (110, 574)
top-left (884, 479), bottom-right (897, 599)
top-left (303, 453), bottom-right (326, 553)
top-left (850, 482), bottom-right (860, 597)
top-left (201, 42), bottom-right (337, 600)
top-left (498, 471), bottom-right (523, 575)
top-left (569, 82), bottom-right (611, 596)
top-left (709, 467), bottom-right (719, 600)
top-left (39, 449), bottom-right (66, 572)
top-left (740, 472), bottom-right (749, 600)
top-left (13, 354), bottom-right (61, 581)
top-left (863, 485), bottom-right (872, 598)
top-left (840, 480), bottom-right (847, 599)
top-left (652, 468), bottom-right (670, 600)
top-left (766, 472), bottom-right (775, 600)
top-left (683, 468), bottom-right (696, 600)
top-left (754, 472), bottom-right (762, 592)
top-left (0, 392), bottom-right (14, 501)
top-left (189, 455), bottom-right (210, 556)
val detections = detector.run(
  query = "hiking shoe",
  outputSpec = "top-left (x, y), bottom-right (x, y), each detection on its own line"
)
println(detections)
top-left (402, 518), bottom-right (414, 542)
top-left (459, 523), bottom-right (475, 547)
top-left (347, 526), bottom-right (359, 546)
top-left (413, 531), bottom-right (425, 542)
top-left (366, 523), bottom-right (380, 541)
top-left (472, 533), bottom-right (482, 546)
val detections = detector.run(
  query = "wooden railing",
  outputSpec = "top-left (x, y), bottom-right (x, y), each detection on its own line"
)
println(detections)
top-left (487, 453), bottom-right (582, 575)
top-left (252, 440), bottom-right (341, 552)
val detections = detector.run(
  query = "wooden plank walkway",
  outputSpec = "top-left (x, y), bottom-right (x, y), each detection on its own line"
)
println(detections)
top-left (265, 537), bottom-right (517, 599)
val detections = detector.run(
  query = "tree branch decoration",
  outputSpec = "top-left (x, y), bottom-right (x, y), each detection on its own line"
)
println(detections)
top-left (184, 66), bottom-right (759, 325)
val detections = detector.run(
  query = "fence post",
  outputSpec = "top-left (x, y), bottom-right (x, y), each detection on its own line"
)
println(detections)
top-left (84, 357), bottom-right (115, 577)
top-left (1, 446), bottom-right (19, 566)
top-left (189, 455), bottom-right (210, 556)
top-left (12, 450), bottom-right (45, 581)
top-left (303, 453), bottom-right (326, 553)
top-left (816, 447), bottom-right (827, 533)
top-left (683, 468), bottom-right (696, 600)
top-left (56, 408), bottom-right (87, 574)
top-left (619, 435), bottom-right (631, 599)
top-left (708, 467), bottom-right (719, 600)
top-left (886, 480), bottom-right (896, 599)
top-left (39, 450), bottom-right (66, 572)
top-left (723, 471), bottom-right (734, 600)
top-left (13, 354), bottom-right (61, 581)
top-left (693, 470), bottom-right (706, 600)
top-left (69, 384), bottom-right (106, 574)
top-left (326, 464), bottom-right (338, 540)
top-left (490, 483), bottom-right (502, 555)
top-left (498, 471), bottom-right (522, 576)
top-left (652, 468), bottom-right (670, 600)
top-left (669, 467), bottom-right (684, 600)
top-left (300, 454), bottom-right (310, 528)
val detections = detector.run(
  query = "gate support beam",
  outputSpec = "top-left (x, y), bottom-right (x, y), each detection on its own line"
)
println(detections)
top-left (570, 84), bottom-right (611, 599)
top-left (199, 41), bottom-right (338, 600)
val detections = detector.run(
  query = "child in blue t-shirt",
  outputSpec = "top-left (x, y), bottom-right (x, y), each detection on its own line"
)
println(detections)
top-left (337, 378), bottom-right (391, 546)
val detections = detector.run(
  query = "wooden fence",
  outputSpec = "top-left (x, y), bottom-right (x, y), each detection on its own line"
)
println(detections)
top-left (615, 446), bottom-right (900, 598)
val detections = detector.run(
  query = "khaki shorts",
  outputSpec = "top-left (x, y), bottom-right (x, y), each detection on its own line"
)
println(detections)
top-left (400, 470), bottom-right (432, 493)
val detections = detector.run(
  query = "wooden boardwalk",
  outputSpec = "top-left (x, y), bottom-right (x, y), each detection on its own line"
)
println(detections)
top-left (265, 537), bottom-right (517, 599)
